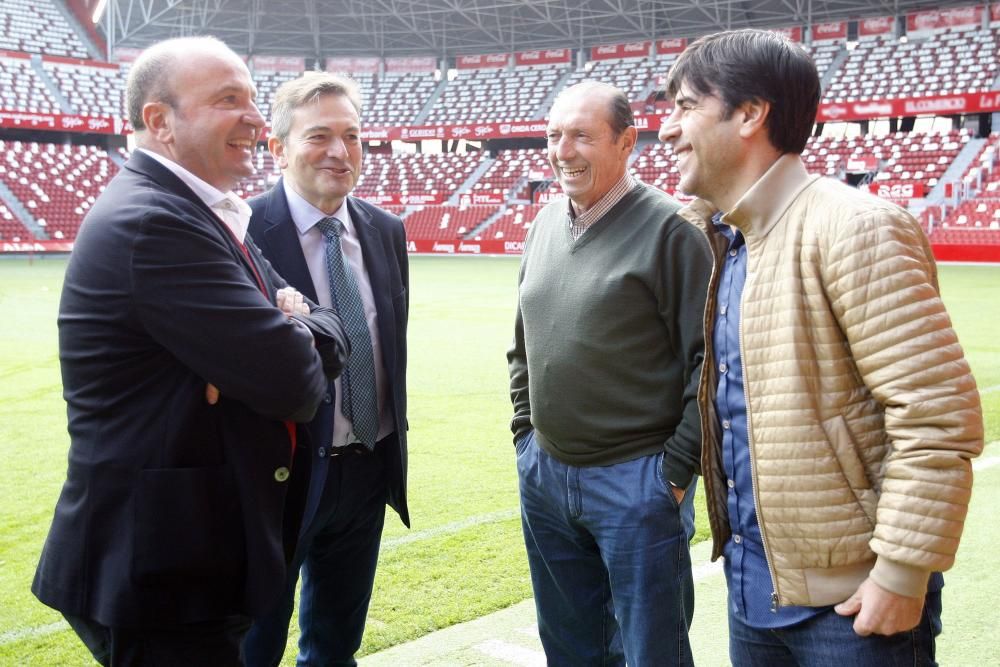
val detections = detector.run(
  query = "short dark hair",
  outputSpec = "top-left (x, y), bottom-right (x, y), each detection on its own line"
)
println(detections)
top-left (665, 29), bottom-right (819, 154)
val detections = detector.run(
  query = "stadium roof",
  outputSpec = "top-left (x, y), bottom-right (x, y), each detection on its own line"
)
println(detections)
top-left (101, 0), bottom-right (978, 60)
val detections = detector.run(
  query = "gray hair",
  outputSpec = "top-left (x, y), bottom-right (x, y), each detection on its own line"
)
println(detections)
top-left (270, 71), bottom-right (364, 141)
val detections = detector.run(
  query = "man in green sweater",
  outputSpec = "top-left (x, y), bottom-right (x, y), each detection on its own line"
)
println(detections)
top-left (507, 81), bottom-right (712, 666)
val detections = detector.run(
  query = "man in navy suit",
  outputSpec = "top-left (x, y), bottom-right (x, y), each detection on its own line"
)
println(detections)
top-left (243, 72), bottom-right (409, 666)
top-left (31, 37), bottom-right (349, 666)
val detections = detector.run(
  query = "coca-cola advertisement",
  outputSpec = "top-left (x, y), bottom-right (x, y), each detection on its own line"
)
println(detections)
top-left (250, 55), bottom-right (305, 72)
top-left (906, 6), bottom-right (983, 34)
top-left (858, 16), bottom-right (896, 38)
top-left (811, 21), bottom-right (847, 42)
top-left (770, 26), bottom-right (803, 42)
top-left (514, 49), bottom-right (571, 66)
top-left (384, 56), bottom-right (436, 73)
top-left (325, 57), bottom-right (380, 74)
top-left (655, 38), bottom-right (687, 55)
top-left (456, 53), bottom-right (510, 69)
top-left (590, 41), bottom-right (651, 61)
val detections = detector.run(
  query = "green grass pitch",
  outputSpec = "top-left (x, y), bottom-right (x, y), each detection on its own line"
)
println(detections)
top-left (0, 256), bottom-right (997, 665)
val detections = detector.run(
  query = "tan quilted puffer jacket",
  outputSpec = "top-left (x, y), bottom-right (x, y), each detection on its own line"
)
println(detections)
top-left (680, 155), bottom-right (983, 608)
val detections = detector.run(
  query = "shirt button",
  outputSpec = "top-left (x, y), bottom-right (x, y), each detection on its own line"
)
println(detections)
top-left (317, 447), bottom-right (327, 458)
top-left (733, 534), bottom-right (742, 544)
top-left (323, 393), bottom-right (333, 404)
top-left (722, 419), bottom-right (731, 430)
top-left (720, 304), bottom-right (728, 315)
top-left (729, 248), bottom-right (738, 257)
top-left (274, 467), bottom-right (290, 482)
top-left (719, 362), bottom-right (728, 373)
top-left (727, 479), bottom-right (735, 488)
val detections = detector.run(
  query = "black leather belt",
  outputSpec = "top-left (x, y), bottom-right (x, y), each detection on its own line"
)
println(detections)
top-left (329, 441), bottom-right (370, 456)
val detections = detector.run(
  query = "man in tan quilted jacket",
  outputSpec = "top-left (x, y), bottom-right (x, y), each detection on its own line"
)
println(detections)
top-left (659, 28), bottom-right (983, 665)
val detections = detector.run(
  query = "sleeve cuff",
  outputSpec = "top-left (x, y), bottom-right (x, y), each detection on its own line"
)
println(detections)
top-left (662, 455), bottom-right (695, 490)
top-left (869, 556), bottom-right (931, 599)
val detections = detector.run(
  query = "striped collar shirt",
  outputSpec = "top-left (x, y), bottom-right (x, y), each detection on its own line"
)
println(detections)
top-left (567, 171), bottom-right (637, 240)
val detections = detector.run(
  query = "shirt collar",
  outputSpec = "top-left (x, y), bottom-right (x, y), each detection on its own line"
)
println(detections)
top-left (566, 171), bottom-right (637, 229)
top-left (282, 179), bottom-right (353, 238)
top-left (138, 148), bottom-right (251, 242)
top-left (721, 153), bottom-right (816, 239)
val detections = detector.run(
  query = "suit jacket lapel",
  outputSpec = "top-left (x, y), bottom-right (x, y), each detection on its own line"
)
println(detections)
top-left (348, 197), bottom-right (396, 377)
top-left (257, 182), bottom-right (319, 303)
top-left (128, 151), bottom-right (265, 296)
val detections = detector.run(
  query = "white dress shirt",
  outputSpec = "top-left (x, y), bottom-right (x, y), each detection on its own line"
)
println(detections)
top-left (283, 180), bottom-right (392, 448)
top-left (138, 148), bottom-right (252, 243)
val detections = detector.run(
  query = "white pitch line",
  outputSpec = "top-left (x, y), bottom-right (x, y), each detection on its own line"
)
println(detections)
top-left (381, 508), bottom-right (519, 551)
top-left (0, 621), bottom-right (68, 646)
top-left (474, 638), bottom-right (547, 666)
top-left (980, 384), bottom-right (1000, 395)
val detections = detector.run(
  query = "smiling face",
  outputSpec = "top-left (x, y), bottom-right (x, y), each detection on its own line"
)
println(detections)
top-left (546, 87), bottom-right (635, 214)
top-left (270, 92), bottom-right (362, 214)
top-left (159, 47), bottom-right (264, 191)
top-left (657, 82), bottom-right (744, 210)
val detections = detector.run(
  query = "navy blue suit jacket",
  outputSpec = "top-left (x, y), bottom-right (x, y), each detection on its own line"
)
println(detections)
top-left (248, 181), bottom-right (410, 528)
top-left (32, 151), bottom-right (349, 627)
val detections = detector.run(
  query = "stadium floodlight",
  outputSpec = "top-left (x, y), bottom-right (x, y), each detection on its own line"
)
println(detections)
top-left (92, 0), bottom-right (108, 24)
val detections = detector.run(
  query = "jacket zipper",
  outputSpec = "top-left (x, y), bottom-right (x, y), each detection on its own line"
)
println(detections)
top-left (738, 262), bottom-right (782, 613)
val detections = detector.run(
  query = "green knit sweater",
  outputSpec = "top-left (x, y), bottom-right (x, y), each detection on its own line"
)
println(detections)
top-left (507, 183), bottom-right (712, 486)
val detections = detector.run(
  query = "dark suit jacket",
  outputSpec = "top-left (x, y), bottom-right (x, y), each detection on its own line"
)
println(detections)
top-left (248, 181), bottom-right (409, 528)
top-left (32, 151), bottom-right (349, 628)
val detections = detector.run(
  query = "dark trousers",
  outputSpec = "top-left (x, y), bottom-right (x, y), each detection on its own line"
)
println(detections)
top-left (243, 436), bottom-right (389, 667)
top-left (64, 613), bottom-right (250, 666)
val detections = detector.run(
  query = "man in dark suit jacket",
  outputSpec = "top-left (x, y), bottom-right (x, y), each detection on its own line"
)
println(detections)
top-left (31, 37), bottom-right (349, 666)
top-left (242, 72), bottom-right (409, 667)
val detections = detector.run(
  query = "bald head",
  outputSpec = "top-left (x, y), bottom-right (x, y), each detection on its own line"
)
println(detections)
top-left (126, 36), bottom-right (243, 131)
top-left (551, 81), bottom-right (634, 139)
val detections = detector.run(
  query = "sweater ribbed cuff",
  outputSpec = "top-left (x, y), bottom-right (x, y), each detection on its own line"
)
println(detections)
top-left (869, 556), bottom-right (931, 599)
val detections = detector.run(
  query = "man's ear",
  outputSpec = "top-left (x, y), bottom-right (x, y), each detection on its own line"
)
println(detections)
top-left (620, 125), bottom-right (638, 154)
top-left (143, 102), bottom-right (172, 143)
top-left (268, 135), bottom-right (288, 169)
top-left (738, 98), bottom-right (771, 140)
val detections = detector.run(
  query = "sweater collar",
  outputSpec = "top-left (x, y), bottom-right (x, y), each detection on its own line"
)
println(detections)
top-left (721, 153), bottom-right (818, 239)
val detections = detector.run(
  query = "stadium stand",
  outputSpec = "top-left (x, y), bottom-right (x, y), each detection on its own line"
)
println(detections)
top-left (365, 72), bottom-right (438, 126)
top-left (802, 129), bottom-right (971, 191)
top-left (402, 204), bottom-right (499, 239)
top-left (0, 141), bottom-right (119, 240)
top-left (43, 61), bottom-right (126, 117)
top-left (0, 202), bottom-right (32, 242)
top-left (0, 0), bottom-right (90, 58)
top-left (562, 57), bottom-right (657, 103)
top-left (630, 142), bottom-right (681, 195)
top-left (0, 1), bottom-right (997, 257)
top-left (425, 64), bottom-right (570, 124)
top-left (355, 151), bottom-right (481, 202)
top-left (0, 56), bottom-right (60, 113)
top-left (471, 149), bottom-right (549, 200)
top-left (823, 28), bottom-right (998, 102)
top-left (252, 69), bottom-right (304, 123)
top-left (474, 203), bottom-right (544, 241)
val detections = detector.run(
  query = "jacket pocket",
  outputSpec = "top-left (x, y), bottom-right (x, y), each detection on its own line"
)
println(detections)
top-left (133, 465), bottom-right (245, 586)
top-left (821, 415), bottom-right (878, 528)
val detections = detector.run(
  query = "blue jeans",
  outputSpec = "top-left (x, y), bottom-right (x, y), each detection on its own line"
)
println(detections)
top-left (729, 589), bottom-right (941, 666)
top-left (516, 430), bottom-right (696, 667)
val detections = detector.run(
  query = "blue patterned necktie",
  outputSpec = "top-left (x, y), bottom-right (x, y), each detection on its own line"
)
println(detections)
top-left (316, 216), bottom-right (379, 449)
